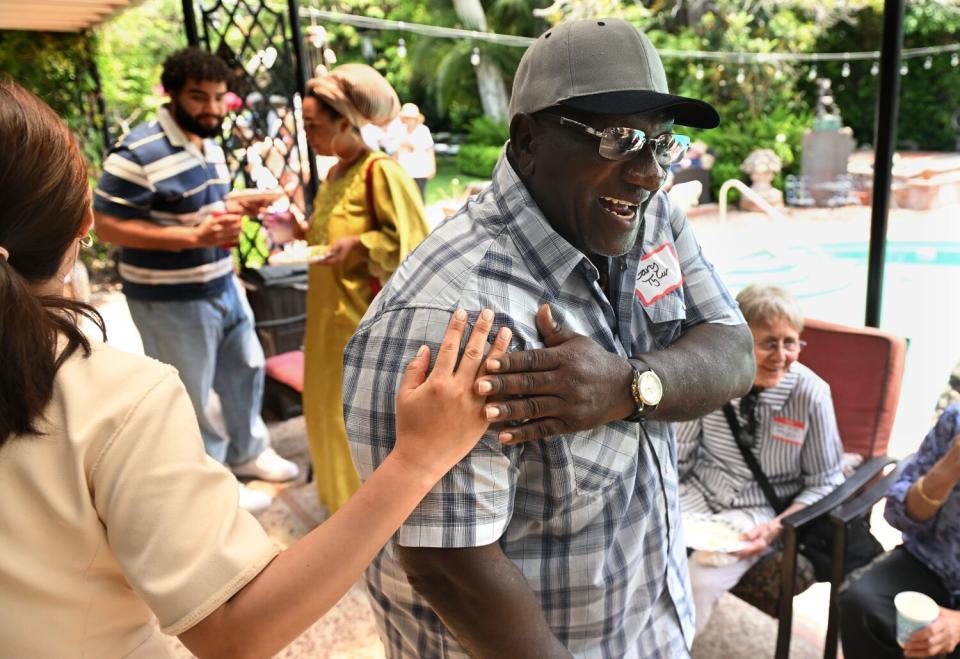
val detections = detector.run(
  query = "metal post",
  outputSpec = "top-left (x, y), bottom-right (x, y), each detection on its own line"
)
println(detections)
top-left (287, 0), bottom-right (318, 202)
top-left (182, 0), bottom-right (200, 47)
top-left (865, 0), bottom-right (905, 328)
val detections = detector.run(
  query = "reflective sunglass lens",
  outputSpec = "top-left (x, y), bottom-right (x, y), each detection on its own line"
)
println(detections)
top-left (599, 127), bottom-right (646, 160)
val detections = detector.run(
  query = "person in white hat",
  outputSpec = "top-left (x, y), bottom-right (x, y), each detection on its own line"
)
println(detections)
top-left (344, 18), bottom-right (754, 658)
top-left (389, 102), bottom-right (436, 199)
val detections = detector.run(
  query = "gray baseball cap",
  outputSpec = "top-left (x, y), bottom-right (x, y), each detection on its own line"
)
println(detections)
top-left (508, 18), bottom-right (719, 129)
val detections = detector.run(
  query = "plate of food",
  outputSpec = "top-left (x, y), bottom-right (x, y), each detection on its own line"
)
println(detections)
top-left (682, 513), bottom-right (750, 554)
top-left (225, 188), bottom-right (285, 204)
top-left (268, 242), bottom-right (329, 265)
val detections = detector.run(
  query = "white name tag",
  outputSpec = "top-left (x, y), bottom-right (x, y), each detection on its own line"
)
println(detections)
top-left (771, 416), bottom-right (806, 445)
top-left (635, 243), bottom-right (684, 305)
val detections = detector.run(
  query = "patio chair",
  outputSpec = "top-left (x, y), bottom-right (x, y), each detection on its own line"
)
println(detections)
top-left (820, 456), bottom-right (913, 659)
top-left (728, 317), bottom-right (908, 659)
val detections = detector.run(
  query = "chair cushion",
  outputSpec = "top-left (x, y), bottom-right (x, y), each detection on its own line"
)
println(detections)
top-left (801, 318), bottom-right (907, 458)
top-left (731, 551), bottom-right (818, 617)
top-left (265, 350), bottom-right (305, 393)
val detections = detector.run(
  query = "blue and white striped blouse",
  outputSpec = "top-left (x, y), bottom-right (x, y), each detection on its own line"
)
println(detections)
top-left (677, 361), bottom-right (845, 515)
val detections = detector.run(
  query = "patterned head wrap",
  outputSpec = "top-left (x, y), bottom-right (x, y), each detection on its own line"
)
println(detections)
top-left (306, 63), bottom-right (400, 128)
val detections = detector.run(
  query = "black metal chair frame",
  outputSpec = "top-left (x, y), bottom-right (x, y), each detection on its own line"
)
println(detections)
top-left (817, 457), bottom-right (912, 658)
top-left (771, 455), bottom-right (897, 659)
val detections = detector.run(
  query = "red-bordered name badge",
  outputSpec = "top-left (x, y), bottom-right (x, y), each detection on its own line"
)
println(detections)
top-left (635, 243), bottom-right (684, 306)
top-left (771, 416), bottom-right (806, 445)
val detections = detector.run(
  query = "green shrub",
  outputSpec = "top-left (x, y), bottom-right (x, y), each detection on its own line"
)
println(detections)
top-left (466, 116), bottom-right (509, 147)
top-left (457, 144), bottom-right (502, 178)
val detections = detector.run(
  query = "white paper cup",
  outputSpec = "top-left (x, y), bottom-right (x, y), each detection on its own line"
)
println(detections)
top-left (894, 591), bottom-right (939, 646)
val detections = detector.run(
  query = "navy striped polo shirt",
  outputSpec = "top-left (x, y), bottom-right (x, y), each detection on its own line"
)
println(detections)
top-left (94, 106), bottom-right (233, 301)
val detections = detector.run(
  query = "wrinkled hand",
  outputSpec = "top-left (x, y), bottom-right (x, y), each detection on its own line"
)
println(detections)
top-left (476, 304), bottom-right (633, 444)
top-left (313, 235), bottom-right (365, 264)
top-left (731, 519), bottom-right (782, 559)
top-left (904, 608), bottom-right (960, 657)
top-left (394, 309), bottom-right (512, 482)
top-left (194, 211), bottom-right (243, 247)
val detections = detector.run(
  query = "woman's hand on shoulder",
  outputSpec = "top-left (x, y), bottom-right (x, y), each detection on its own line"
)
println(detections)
top-left (393, 308), bottom-right (512, 482)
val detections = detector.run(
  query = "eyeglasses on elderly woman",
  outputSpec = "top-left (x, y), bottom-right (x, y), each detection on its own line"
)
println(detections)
top-left (755, 338), bottom-right (807, 354)
top-left (537, 112), bottom-right (691, 166)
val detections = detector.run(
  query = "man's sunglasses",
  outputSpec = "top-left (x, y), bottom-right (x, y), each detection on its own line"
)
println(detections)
top-left (539, 113), bottom-right (691, 166)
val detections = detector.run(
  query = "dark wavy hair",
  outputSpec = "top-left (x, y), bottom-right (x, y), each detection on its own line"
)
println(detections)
top-left (160, 47), bottom-right (231, 94)
top-left (0, 78), bottom-right (106, 447)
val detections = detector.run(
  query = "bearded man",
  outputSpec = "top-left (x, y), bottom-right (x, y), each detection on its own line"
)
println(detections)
top-left (94, 48), bottom-right (299, 514)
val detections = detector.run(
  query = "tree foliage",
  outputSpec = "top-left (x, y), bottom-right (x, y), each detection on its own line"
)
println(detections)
top-left (95, 0), bottom-right (185, 138)
top-left (0, 30), bottom-right (105, 169)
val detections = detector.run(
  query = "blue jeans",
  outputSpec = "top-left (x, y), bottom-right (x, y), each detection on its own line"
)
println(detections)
top-left (127, 278), bottom-right (269, 465)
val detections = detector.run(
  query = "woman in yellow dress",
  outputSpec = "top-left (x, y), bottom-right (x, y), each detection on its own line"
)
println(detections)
top-left (295, 64), bottom-right (429, 512)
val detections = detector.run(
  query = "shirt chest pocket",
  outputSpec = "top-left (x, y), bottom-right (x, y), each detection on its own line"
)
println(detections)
top-left (547, 424), bottom-right (640, 495)
top-left (632, 289), bottom-right (686, 351)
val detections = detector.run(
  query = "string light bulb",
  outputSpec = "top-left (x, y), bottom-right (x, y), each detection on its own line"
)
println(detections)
top-left (952, 53), bottom-right (959, 67)
top-left (808, 65), bottom-right (818, 80)
top-left (900, 62), bottom-right (908, 75)
top-left (870, 61), bottom-right (879, 75)
top-left (470, 47), bottom-right (480, 67)
top-left (774, 67), bottom-right (784, 81)
top-left (736, 68), bottom-right (746, 84)
top-left (924, 56), bottom-right (933, 70)
top-left (695, 63), bottom-right (704, 80)
top-left (841, 62), bottom-right (851, 78)
top-left (396, 37), bottom-right (407, 59)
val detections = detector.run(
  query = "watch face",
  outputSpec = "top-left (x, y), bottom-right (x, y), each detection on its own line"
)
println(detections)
top-left (638, 371), bottom-right (663, 405)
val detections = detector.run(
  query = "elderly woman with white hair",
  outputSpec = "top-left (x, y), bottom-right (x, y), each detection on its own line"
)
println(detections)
top-left (285, 64), bottom-right (430, 513)
top-left (677, 284), bottom-right (845, 635)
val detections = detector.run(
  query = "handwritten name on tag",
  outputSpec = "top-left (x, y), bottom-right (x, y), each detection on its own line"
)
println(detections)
top-left (635, 243), bottom-right (684, 305)
top-left (771, 416), bottom-right (806, 445)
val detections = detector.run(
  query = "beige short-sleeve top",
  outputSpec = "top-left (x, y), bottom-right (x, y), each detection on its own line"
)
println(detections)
top-left (0, 342), bottom-right (281, 657)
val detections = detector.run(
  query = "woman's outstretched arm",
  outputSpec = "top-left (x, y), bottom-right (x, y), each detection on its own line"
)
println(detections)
top-left (179, 309), bottom-right (511, 659)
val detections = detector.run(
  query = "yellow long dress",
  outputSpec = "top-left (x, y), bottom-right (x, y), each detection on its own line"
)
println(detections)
top-left (304, 151), bottom-right (428, 513)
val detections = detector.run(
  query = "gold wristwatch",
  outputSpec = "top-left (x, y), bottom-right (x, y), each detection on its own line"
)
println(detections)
top-left (626, 361), bottom-right (663, 422)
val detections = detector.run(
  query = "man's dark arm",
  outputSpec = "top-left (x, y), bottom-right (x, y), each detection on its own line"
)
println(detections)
top-left (478, 304), bottom-right (755, 443)
top-left (397, 544), bottom-right (572, 658)
top-left (636, 320), bottom-right (755, 420)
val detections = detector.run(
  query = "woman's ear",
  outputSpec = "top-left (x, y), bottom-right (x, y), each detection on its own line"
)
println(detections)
top-left (79, 198), bottom-right (95, 237)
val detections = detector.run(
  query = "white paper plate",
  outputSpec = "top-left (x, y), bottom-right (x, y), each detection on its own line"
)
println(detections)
top-left (682, 513), bottom-right (750, 554)
top-left (225, 188), bottom-right (285, 203)
top-left (268, 244), bottom-right (328, 265)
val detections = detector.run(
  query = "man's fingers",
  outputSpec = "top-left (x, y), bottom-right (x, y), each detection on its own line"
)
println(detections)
top-left (434, 309), bottom-right (468, 374)
top-left (455, 309), bottom-right (495, 377)
top-left (536, 303), bottom-right (579, 348)
top-left (477, 369), bottom-right (560, 397)
top-left (398, 345), bottom-right (430, 394)
top-left (484, 395), bottom-right (563, 423)
top-left (484, 344), bottom-right (562, 375)
top-left (496, 418), bottom-right (567, 444)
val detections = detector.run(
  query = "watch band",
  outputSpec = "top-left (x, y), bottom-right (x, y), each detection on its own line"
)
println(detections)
top-left (625, 362), bottom-right (650, 422)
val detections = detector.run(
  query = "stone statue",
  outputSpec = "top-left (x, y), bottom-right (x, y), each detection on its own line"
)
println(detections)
top-left (740, 148), bottom-right (784, 211)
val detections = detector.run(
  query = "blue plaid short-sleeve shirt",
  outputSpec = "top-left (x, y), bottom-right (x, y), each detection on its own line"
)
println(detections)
top-left (344, 153), bottom-right (744, 658)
